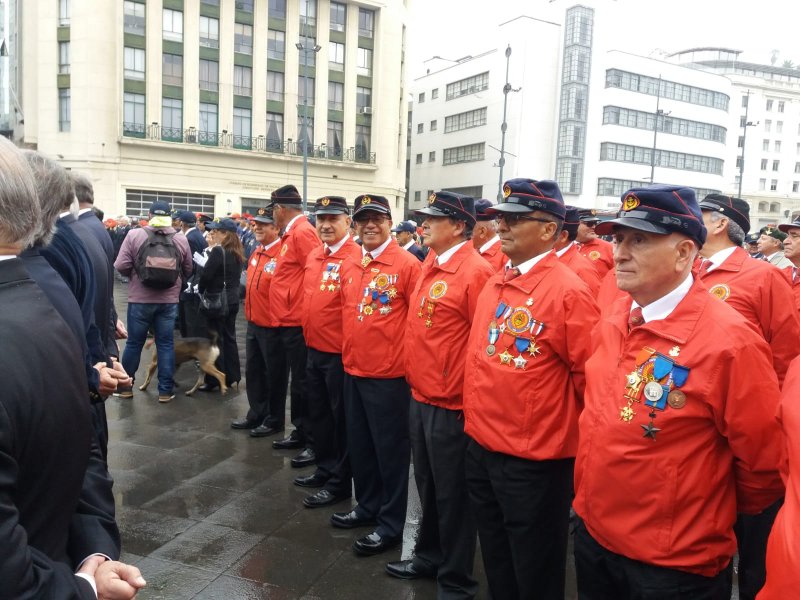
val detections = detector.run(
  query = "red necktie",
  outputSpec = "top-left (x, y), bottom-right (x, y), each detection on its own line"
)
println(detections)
top-left (697, 258), bottom-right (711, 277)
top-left (628, 306), bottom-right (644, 332)
top-left (324, 246), bottom-right (332, 257)
top-left (504, 267), bottom-right (521, 282)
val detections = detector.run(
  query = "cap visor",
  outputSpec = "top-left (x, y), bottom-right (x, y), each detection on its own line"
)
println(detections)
top-left (486, 202), bottom-right (535, 214)
top-left (353, 205), bottom-right (390, 216)
top-left (314, 208), bottom-right (349, 215)
top-left (778, 223), bottom-right (800, 233)
top-left (414, 207), bottom-right (450, 218)
top-left (253, 216), bottom-right (274, 224)
top-left (595, 217), bottom-right (670, 237)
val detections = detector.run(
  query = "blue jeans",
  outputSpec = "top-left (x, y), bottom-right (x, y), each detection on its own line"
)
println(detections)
top-left (122, 303), bottom-right (178, 395)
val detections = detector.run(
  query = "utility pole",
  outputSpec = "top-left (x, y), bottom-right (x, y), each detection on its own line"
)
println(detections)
top-left (649, 76), bottom-right (662, 184)
top-left (497, 45), bottom-right (512, 202)
top-left (739, 89), bottom-right (758, 199)
top-left (296, 0), bottom-right (321, 213)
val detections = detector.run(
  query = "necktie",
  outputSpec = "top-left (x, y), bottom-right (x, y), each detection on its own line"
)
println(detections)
top-left (697, 258), bottom-right (711, 277)
top-left (362, 252), bottom-right (373, 268)
top-left (504, 267), bottom-right (521, 283)
top-left (324, 246), bottom-right (332, 257)
top-left (793, 267), bottom-right (798, 284)
top-left (628, 306), bottom-right (644, 332)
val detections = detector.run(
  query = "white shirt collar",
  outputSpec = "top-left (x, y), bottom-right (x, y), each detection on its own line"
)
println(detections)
top-left (0, 255), bottom-right (17, 261)
top-left (284, 213), bottom-right (304, 233)
top-left (262, 238), bottom-right (280, 252)
top-left (704, 246), bottom-right (737, 273)
top-left (766, 251), bottom-right (782, 262)
top-left (632, 274), bottom-right (694, 323)
top-left (402, 240), bottom-right (415, 251)
top-left (436, 241), bottom-right (467, 266)
top-left (479, 235), bottom-right (500, 254)
top-left (555, 241), bottom-right (575, 258)
top-left (363, 237), bottom-right (392, 260)
top-left (78, 207), bottom-right (93, 216)
top-left (186, 226), bottom-right (197, 234)
top-left (506, 249), bottom-right (551, 276)
top-left (59, 211), bottom-right (71, 218)
top-left (325, 234), bottom-right (350, 255)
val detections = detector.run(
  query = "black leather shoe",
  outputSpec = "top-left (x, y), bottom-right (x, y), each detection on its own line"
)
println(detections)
top-left (196, 383), bottom-right (219, 392)
top-left (385, 559), bottom-right (437, 580)
top-left (291, 448), bottom-right (316, 468)
top-left (303, 489), bottom-right (351, 508)
top-left (330, 510), bottom-right (376, 529)
top-left (293, 472), bottom-right (328, 488)
top-left (250, 424), bottom-right (284, 438)
top-left (273, 433), bottom-right (304, 450)
top-left (231, 417), bottom-right (259, 430)
top-left (353, 532), bottom-right (401, 556)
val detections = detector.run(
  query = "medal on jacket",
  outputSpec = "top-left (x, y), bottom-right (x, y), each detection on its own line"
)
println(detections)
top-left (488, 300), bottom-right (546, 367)
top-left (418, 280), bottom-right (447, 328)
top-left (321, 262), bottom-right (341, 292)
top-left (264, 258), bottom-right (277, 274)
top-left (359, 272), bottom-right (397, 317)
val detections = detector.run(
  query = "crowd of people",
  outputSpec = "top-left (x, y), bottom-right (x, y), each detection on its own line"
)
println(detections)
top-left (1, 126), bottom-right (799, 600)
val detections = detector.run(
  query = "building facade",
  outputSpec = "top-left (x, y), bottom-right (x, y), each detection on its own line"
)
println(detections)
top-left (15, 0), bottom-right (409, 218)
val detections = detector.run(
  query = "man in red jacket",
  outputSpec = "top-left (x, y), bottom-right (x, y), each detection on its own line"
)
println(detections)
top-left (266, 185), bottom-right (322, 467)
top-left (463, 178), bottom-right (598, 600)
top-left (778, 218), bottom-right (800, 314)
top-left (471, 198), bottom-right (507, 272)
top-left (296, 196), bottom-right (361, 508)
top-left (554, 206), bottom-right (601, 296)
top-left (385, 191), bottom-right (492, 595)
top-left (574, 185), bottom-right (783, 599)
top-left (331, 194), bottom-right (421, 556)
top-left (577, 208), bottom-right (614, 278)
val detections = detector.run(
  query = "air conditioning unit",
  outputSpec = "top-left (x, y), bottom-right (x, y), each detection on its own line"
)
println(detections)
top-left (361, 107), bottom-right (373, 115)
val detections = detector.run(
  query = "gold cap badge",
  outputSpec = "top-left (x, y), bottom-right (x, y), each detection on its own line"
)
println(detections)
top-left (428, 193), bottom-right (437, 205)
top-left (503, 184), bottom-right (512, 199)
top-left (361, 196), bottom-right (372, 205)
top-left (622, 194), bottom-right (640, 211)
top-left (320, 197), bottom-right (331, 206)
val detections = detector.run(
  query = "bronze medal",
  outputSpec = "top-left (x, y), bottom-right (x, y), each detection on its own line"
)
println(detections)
top-left (667, 390), bottom-right (686, 409)
top-left (486, 344), bottom-right (496, 356)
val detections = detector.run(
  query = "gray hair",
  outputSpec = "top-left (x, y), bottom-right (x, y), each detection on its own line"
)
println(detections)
top-left (72, 172), bottom-right (94, 205)
top-left (0, 137), bottom-right (40, 249)
top-left (708, 211), bottom-right (746, 246)
top-left (21, 150), bottom-right (75, 247)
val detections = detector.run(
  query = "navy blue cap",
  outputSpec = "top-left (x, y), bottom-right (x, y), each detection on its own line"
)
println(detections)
top-left (745, 232), bottom-right (760, 244)
top-left (490, 179), bottom-right (566, 220)
top-left (174, 209), bottom-right (196, 224)
top-left (778, 219), bottom-right (800, 234)
top-left (563, 206), bottom-right (581, 233)
top-left (253, 205), bottom-right (274, 224)
top-left (314, 195), bottom-right (350, 215)
top-left (271, 184), bottom-right (302, 205)
top-left (207, 217), bottom-right (238, 232)
top-left (353, 194), bottom-right (391, 217)
top-left (415, 191), bottom-right (476, 226)
top-left (699, 193), bottom-right (750, 234)
top-left (197, 213), bottom-right (213, 223)
top-left (578, 208), bottom-right (601, 222)
top-left (391, 220), bottom-right (416, 233)
top-left (595, 185), bottom-right (707, 246)
top-left (474, 199), bottom-right (495, 222)
top-left (149, 200), bottom-right (171, 216)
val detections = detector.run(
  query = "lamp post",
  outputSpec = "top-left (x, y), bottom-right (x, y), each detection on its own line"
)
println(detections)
top-left (497, 45), bottom-right (512, 202)
top-left (649, 76), bottom-right (670, 184)
top-left (296, 0), bottom-right (321, 213)
top-left (739, 89), bottom-right (758, 199)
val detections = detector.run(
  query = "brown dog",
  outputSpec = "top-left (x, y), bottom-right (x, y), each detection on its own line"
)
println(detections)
top-left (139, 334), bottom-right (228, 396)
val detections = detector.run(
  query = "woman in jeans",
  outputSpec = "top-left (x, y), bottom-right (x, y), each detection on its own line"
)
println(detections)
top-left (197, 218), bottom-right (244, 389)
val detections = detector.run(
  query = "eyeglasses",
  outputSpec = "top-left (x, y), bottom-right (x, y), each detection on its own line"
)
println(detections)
top-left (354, 214), bottom-right (388, 225)
top-left (494, 214), bottom-right (555, 227)
top-left (582, 221), bottom-right (599, 228)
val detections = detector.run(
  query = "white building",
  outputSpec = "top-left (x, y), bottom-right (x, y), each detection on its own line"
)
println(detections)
top-left (8, 0), bottom-right (409, 219)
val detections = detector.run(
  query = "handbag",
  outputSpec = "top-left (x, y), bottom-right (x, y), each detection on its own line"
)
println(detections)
top-left (199, 247), bottom-right (228, 318)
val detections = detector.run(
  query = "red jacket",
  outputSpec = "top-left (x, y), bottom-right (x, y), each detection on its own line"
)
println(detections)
top-left (268, 217), bottom-right (321, 327)
top-left (478, 237), bottom-right (508, 273)
top-left (699, 246), bottom-right (800, 385)
top-left (405, 243), bottom-right (494, 410)
top-left (781, 265), bottom-right (800, 315)
top-left (340, 240), bottom-right (421, 378)
top-left (245, 241), bottom-right (280, 327)
top-left (301, 237), bottom-right (361, 353)
top-left (596, 268), bottom-right (628, 313)
top-left (578, 237), bottom-right (614, 279)
top-left (557, 243), bottom-right (601, 296)
top-left (574, 279), bottom-right (784, 577)
top-left (463, 253), bottom-right (599, 460)
top-left (759, 357), bottom-right (800, 600)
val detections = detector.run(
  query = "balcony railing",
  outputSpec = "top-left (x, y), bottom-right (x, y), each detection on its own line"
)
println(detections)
top-left (121, 124), bottom-right (377, 165)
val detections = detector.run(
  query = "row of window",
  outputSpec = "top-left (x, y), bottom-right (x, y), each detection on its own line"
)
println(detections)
top-left (599, 142), bottom-right (724, 175)
top-left (605, 69), bottom-right (730, 111)
top-left (597, 178), bottom-right (720, 200)
top-left (757, 179), bottom-right (800, 193)
top-left (602, 106), bottom-right (727, 143)
top-left (442, 142), bottom-right (485, 165)
top-left (412, 186), bottom-right (484, 204)
top-left (416, 88), bottom-right (439, 104)
top-left (414, 107), bottom-right (488, 136)
top-left (126, 188), bottom-right (215, 217)
top-left (445, 72), bottom-right (489, 101)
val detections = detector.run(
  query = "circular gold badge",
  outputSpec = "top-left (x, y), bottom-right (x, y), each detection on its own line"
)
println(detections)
top-left (506, 307), bottom-right (532, 334)
top-left (589, 250), bottom-right (601, 261)
top-left (622, 194), bottom-right (640, 211)
top-left (708, 284), bottom-right (730, 301)
top-left (374, 274), bottom-right (390, 290)
top-left (321, 197), bottom-right (331, 206)
top-left (429, 280), bottom-right (448, 300)
top-left (361, 196), bottom-right (372, 205)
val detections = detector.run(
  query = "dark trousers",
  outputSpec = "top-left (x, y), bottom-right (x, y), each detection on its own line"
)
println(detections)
top-left (410, 400), bottom-right (477, 600)
top-left (574, 518), bottom-right (733, 600)
top-left (180, 295), bottom-right (207, 338)
top-left (306, 348), bottom-right (351, 496)
top-left (734, 498), bottom-right (784, 600)
top-left (244, 322), bottom-right (282, 425)
top-left (205, 302), bottom-right (240, 386)
top-left (344, 374), bottom-right (410, 539)
top-left (465, 440), bottom-right (572, 600)
top-left (264, 326), bottom-right (309, 439)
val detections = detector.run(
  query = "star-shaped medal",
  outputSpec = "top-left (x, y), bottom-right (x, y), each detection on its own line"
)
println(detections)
top-left (669, 346), bottom-right (680, 357)
top-left (425, 318), bottom-right (433, 328)
top-left (527, 341), bottom-right (541, 357)
top-left (499, 349), bottom-right (514, 365)
top-left (369, 281), bottom-right (377, 290)
top-left (513, 354), bottom-right (527, 369)
top-left (526, 298), bottom-right (533, 307)
top-left (619, 406), bottom-right (635, 422)
top-left (498, 323), bottom-right (506, 333)
top-left (387, 288), bottom-right (398, 298)
top-left (379, 306), bottom-right (391, 315)
top-left (641, 421), bottom-right (661, 440)
top-left (328, 283), bottom-right (336, 292)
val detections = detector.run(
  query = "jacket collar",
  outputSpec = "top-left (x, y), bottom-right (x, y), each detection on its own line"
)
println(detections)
top-left (704, 245), bottom-right (748, 274)
top-left (0, 257), bottom-right (30, 285)
top-left (365, 238), bottom-right (398, 267)
top-left (428, 241), bottom-right (474, 275)
top-left (500, 252), bottom-right (559, 295)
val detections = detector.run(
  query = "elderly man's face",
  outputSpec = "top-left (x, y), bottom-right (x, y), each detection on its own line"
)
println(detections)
top-left (496, 210), bottom-right (559, 265)
top-left (577, 220), bottom-right (598, 243)
top-left (783, 228), bottom-right (800, 262)
top-left (757, 233), bottom-right (781, 255)
top-left (316, 213), bottom-right (350, 245)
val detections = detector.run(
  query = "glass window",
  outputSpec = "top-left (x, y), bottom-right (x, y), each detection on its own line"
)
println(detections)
top-left (161, 98), bottom-right (182, 140)
top-left (59, 0), bottom-right (70, 25)
top-left (445, 72), bottom-right (489, 100)
top-left (233, 107), bottom-right (252, 148)
top-left (771, 179), bottom-right (778, 191)
top-left (199, 16), bottom-right (219, 49)
top-left (355, 124), bottom-right (370, 160)
top-left (429, 151), bottom-right (435, 162)
top-left (432, 88), bottom-right (438, 99)
top-left (779, 101), bottom-right (786, 113)
top-left (199, 59), bottom-right (219, 92)
top-left (443, 143), bottom-right (485, 165)
top-left (444, 107), bottom-right (487, 133)
top-left (414, 191), bottom-right (421, 203)
top-left (234, 23), bottom-right (253, 55)
top-left (199, 102), bottom-right (218, 144)
top-left (774, 160), bottom-right (781, 171)
top-left (123, 92), bottom-right (145, 135)
top-left (777, 121), bottom-right (784, 134)
top-left (328, 81), bottom-right (344, 111)
top-left (356, 86), bottom-right (371, 110)
top-left (267, 112), bottom-right (283, 150)
top-left (741, 94), bottom-right (749, 107)
top-left (297, 116), bottom-right (314, 149)
top-left (761, 159), bottom-right (768, 170)
top-left (430, 120), bottom-right (437, 131)
top-left (58, 88), bottom-right (70, 132)
top-left (124, 1), bottom-right (145, 35)
top-left (776, 140), bottom-right (782, 152)
top-left (267, 30), bottom-right (285, 60)
top-left (357, 47), bottom-right (372, 77)
top-left (327, 120), bottom-right (343, 156)
top-left (415, 153), bottom-right (422, 164)
top-left (759, 179), bottom-right (766, 191)
top-left (267, 71), bottom-right (284, 102)
top-left (299, 36), bottom-right (317, 67)
top-left (358, 8), bottom-right (374, 37)
top-left (300, 0), bottom-right (317, 28)
top-left (162, 8), bottom-right (183, 42)
top-left (298, 76), bottom-right (315, 105)
top-left (201, 0), bottom-right (220, 5)
top-left (330, 2), bottom-right (346, 31)
top-left (269, 0), bottom-right (286, 19)
top-left (765, 120), bottom-right (772, 132)
top-left (59, 42), bottom-right (70, 74)
top-left (234, 65), bottom-right (252, 96)
top-left (418, 92), bottom-right (425, 103)
top-left (235, 0), bottom-right (254, 12)
top-left (124, 47), bottom-right (145, 80)
top-left (329, 42), bottom-right (345, 71)
top-left (766, 99), bottom-right (774, 111)
top-left (417, 123), bottom-right (423, 134)
top-left (126, 189), bottom-right (215, 216)
top-left (162, 54), bottom-right (182, 86)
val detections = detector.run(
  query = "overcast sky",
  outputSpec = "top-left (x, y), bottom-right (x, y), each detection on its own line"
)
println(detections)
top-left (407, 0), bottom-right (800, 80)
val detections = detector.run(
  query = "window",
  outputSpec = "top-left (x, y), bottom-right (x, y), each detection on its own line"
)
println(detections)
top-left (759, 178), bottom-right (766, 191)
top-left (414, 191), bottom-right (421, 203)
top-left (266, 112), bottom-right (283, 150)
top-left (599, 142), bottom-right (724, 175)
top-left (269, 0), bottom-right (286, 19)
top-left (432, 88), bottom-right (439, 100)
top-left (124, 1), bottom-right (145, 35)
top-left (234, 23), bottom-right (253, 55)
top-left (162, 54), bottom-right (182, 86)
top-left (356, 86), bottom-right (371, 111)
top-left (794, 181), bottom-right (799, 193)
top-left (267, 71), bottom-right (284, 102)
top-left (355, 124), bottom-right (370, 160)
top-left (766, 99), bottom-right (774, 111)
top-left (795, 162), bottom-right (800, 173)
top-left (605, 69), bottom-right (729, 111)
top-left (597, 178), bottom-right (720, 201)
top-left (418, 92), bottom-right (425, 103)
top-left (59, 0), bottom-right (70, 25)
top-left (297, 116), bottom-right (314, 148)
top-left (161, 98), bottom-right (182, 141)
top-left (300, 0), bottom-right (317, 27)
top-left (779, 101), bottom-right (785, 113)
top-left (443, 143), bottom-right (485, 165)
top-left (327, 120), bottom-right (343, 155)
top-left (202, 0), bottom-right (220, 5)
top-left (124, 47), bottom-right (145, 80)
top-left (233, 107), bottom-right (252, 149)
top-left (415, 153), bottom-right (422, 164)
top-left (329, 42), bottom-right (345, 71)
top-left (236, 0), bottom-right (254, 12)
top-left (776, 141), bottom-right (782, 153)
top-left (126, 189), bottom-right (215, 216)
top-left (774, 160), bottom-right (781, 171)
top-left (358, 8), bottom-right (374, 37)
top-left (267, 30), bottom-right (285, 60)
top-left (777, 121), bottom-right (784, 134)
top-left (199, 102), bottom-right (218, 144)
top-left (58, 88), bottom-right (70, 132)
top-left (417, 123), bottom-right (423, 134)
top-left (162, 9), bottom-right (183, 42)
top-left (58, 42), bottom-right (70, 74)
top-left (328, 81), bottom-right (344, 111)
top-left (199, 59), bottom-right (219, 92)
top-left (123, 92), bottom-right (145, 135)
top-left (234, 65), bottom-right (252, 96)
top-left (429, 151), bottom-right (435, 162)
top-left (446, 72), bottom-right (489, 100)
top-left (763, 139), bottom-right (770, 152)
top-left (430, 120), bottom-right (437, 131)
top-left (298, 76), bottom-right (315, 105)
top-left (771, 179), bottom-right (778, 191)
top-left (796, 143), bottom-right (800, 155)
top-left (736, 156), bottom-right (743, 169)
top-left (444, 107), bottom-right (487, 133)
top-left (298, 36), bottom-right (317, 67)
top-left (357, 48), bottom-right (372, 77)
top-left (765, 119), bottom-right (772, 132)
top-left (761, 159), bottom-right (768, 170)
top-left (330, 2), bottom-right (346, 31)
top-left (199, 16), bottom-right (219, 48)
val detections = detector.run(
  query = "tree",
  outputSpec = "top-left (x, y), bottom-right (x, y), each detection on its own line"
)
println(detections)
top-left (783, 60), bottom-right (795, 69)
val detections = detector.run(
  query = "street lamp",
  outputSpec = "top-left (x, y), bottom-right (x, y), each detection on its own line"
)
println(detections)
top-left (296, 0), bottom-right (321, 213)
top-left (739, 89), bottom-right (759, 200)
top-left (497, 45), bottom-right (513, 201)
top-left (649, 76), bottom-right (670, 184)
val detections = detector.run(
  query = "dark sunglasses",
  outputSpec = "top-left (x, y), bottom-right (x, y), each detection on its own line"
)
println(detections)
top-left (495, 214), bottom-right (555, 227)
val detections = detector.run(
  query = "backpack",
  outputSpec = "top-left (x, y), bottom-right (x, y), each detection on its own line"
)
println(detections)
top-left (134, 229), bottom-right (181, 289)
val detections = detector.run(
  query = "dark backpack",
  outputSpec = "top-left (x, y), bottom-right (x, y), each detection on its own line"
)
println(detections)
top-left (134, 229), bottom-right (181, 289)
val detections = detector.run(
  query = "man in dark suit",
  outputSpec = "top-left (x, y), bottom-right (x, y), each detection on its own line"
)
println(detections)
top-left (391, 220), bottom-right (426, 261)
top-left (175, 210), bottom-right (208, 337)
